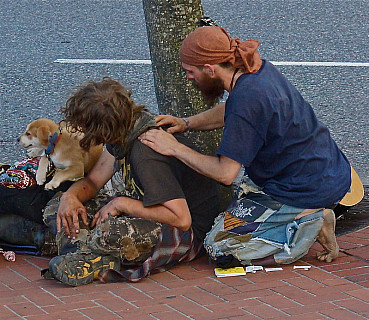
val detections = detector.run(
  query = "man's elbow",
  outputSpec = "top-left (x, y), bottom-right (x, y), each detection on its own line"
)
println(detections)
top-left (177, 216), bottom-right (192, 231)
top-left (179, 225), bottom-right (191, 232)
top-left (218, 173), bottom-right (236, 186)
top-left (216, 157), bottom-right (241, 186)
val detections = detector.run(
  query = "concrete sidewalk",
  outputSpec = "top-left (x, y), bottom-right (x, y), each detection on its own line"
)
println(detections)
top-left (1, 205), bottom-right (369, 319)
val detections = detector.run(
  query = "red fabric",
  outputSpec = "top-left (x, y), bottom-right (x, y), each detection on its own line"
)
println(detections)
top-left (0, 157), bottom-right (54, 189)
top-left (180, 26), bottom-right (262, 73)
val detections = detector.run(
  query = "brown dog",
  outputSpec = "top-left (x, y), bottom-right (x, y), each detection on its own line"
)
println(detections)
top-left (18, 118), bottom-right (103, 190)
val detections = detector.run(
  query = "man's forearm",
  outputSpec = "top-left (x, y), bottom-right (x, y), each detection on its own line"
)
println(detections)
top-left (139, 124), bottom-right (241, 184)
top-left (124, 198), bottom-right (191, 231)
top-left (63, 177), bottom-right (100, 204)
top-left (97, 196), bottom-right (192, 231)
top-left (63, 149), bottom-right (115, 203)
top-left (172, 142), bottom-right (241, 185)
top-left (187, 102), bottom-right (225, 131)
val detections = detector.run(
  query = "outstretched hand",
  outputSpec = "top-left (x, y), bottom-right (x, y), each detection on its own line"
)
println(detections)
top-left (139, 128), bottom-right (180, 156)
top-left (155, 115), bottom-right (188, 134)
top-left (57, 193), bottom-right (88, 239)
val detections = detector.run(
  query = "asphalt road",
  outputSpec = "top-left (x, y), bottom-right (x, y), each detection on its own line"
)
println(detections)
top-left (0, 0), bottom-right (368, 183)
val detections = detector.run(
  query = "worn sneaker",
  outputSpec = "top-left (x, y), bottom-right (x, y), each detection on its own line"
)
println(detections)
top-left (48, 252), bottom-right (120, 286)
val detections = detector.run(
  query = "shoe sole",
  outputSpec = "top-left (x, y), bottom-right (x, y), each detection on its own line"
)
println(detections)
top-left (49, 253), bottom-right (120, 286)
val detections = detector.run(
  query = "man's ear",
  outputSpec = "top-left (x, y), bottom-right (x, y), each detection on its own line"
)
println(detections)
top-left (203, 64), bottom-right (216, 77)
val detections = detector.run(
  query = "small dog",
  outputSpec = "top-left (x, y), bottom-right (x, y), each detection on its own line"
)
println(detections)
top-left (18, 118), bottom-right (103, 190)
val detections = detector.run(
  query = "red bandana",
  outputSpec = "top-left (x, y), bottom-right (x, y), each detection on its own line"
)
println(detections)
top-left (180, 26), bottom-right (262, 74)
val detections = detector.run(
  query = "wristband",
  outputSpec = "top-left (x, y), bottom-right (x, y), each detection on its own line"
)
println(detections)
top-left (182, 118), bottom-right (190, 131)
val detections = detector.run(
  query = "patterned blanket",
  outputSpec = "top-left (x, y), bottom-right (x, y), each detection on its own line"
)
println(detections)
top-left (0, 157), bottom-right (54, 189)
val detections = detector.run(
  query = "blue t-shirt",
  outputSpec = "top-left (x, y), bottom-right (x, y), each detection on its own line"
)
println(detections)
top-left (217, 60), bottom-right (351, 208)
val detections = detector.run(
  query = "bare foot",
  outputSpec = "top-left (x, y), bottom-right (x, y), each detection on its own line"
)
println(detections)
top-left (316, 209), bottom-right (339, 262)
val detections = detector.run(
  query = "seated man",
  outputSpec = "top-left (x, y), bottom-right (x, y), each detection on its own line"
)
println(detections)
top-left (45, 77), bottom-right (220, 286)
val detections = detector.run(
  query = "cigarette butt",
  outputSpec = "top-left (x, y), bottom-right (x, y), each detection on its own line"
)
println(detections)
top-left (265, 267), bottom-right (283, 272)
top-left (294, 265), bottom-right (311, 270)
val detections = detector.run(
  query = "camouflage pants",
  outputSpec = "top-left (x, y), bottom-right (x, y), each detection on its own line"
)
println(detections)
top-left (43, 191), bottom-right (162, 263)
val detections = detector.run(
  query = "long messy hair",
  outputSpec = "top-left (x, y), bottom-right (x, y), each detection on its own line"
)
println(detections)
top-left (61, 77), bottom-right (145, 150)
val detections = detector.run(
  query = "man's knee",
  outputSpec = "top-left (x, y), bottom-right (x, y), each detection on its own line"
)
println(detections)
top-left (88, 216), bottom-right (162, 262)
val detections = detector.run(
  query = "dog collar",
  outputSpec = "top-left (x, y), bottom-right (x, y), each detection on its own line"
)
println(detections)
top-left (45, 130), bottom-right (62, 156)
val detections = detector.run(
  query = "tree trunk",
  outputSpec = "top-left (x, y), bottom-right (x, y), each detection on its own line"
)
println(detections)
top-left (142, 0), bottom-right (232, 210)
top-left (142, 0), bottom-right (220, 155)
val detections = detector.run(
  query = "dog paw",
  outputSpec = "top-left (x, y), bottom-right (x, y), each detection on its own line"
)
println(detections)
top-left (36, 173), bottom-right (47, 185)
top-left (37, 179), bottom-right (46, 186)
top-left (44, 181), bottom-right (60, 190)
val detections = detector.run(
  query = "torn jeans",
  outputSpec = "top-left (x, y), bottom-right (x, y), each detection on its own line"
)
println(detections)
top-left (204, 176), bottom-right (324, 266)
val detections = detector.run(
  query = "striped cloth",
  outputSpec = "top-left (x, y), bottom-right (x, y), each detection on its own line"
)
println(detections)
top-left (99, 224), bottom-right (202, 283)
top-left (0, 157), bottom-right (55, 189)
top-left (223, 211), bottom-right (260, 235)
top-left (224, 211), bottom-right (246, 230)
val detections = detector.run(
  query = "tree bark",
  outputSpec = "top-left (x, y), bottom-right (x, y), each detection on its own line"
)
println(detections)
top-left (142, 0), bottom-right (232, 209)
top-left (142, 0), bottom-right (221, 155)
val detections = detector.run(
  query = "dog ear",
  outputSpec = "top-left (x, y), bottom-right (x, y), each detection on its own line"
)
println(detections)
top-left (37, 126), bottom-right (52, 145)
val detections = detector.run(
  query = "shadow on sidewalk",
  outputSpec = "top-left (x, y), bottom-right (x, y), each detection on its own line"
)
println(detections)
top-left (336, 185), bottom-right (369, 237)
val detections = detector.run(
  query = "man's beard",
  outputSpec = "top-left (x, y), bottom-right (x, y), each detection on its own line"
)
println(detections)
top-left (192, 73), bottom-right (225, 107)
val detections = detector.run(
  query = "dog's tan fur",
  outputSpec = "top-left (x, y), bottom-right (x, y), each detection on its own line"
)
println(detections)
top-left (18, 118), bottom-right (103, 190)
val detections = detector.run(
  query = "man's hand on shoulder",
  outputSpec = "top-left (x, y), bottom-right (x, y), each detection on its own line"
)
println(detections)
top-left (155, 115), bottom-right (188, 134)
top-left (139, 127), bottom-right (182, 157)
